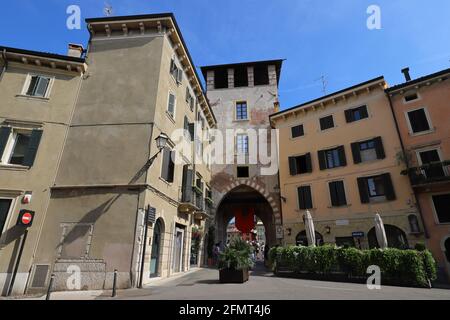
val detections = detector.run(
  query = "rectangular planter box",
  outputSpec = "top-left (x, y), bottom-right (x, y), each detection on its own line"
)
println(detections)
top-left (219, 268), bottom-right (249, 283)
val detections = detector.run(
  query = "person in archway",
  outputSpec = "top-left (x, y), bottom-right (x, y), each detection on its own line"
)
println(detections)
top-left (213, 242), bottom-right (222, 267)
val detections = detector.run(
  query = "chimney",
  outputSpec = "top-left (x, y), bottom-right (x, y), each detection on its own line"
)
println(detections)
top-left (67, 44), bottom-right (84, 58)
top-left (401, 67), bottom-right (412, 82)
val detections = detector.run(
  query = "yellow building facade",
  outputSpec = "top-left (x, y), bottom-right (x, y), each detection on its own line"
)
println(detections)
top-left (270, 77), bottom-right (425, 249)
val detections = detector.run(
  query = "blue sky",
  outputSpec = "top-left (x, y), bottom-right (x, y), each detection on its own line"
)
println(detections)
top-left (1, 0), bottom-right (449, 109)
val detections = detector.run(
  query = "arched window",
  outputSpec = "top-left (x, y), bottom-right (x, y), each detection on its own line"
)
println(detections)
top-left (408, 215), bottom-right (421, 233)
top-left (445, 238), bottom-right (450, 263)
top-left (368, 224), bottom-right (409, 249)
top-left (295, 230), bottom-right (324, 246)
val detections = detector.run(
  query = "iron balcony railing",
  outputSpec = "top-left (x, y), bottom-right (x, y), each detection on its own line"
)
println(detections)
top-left (405, 160), bottom-right (450, 186)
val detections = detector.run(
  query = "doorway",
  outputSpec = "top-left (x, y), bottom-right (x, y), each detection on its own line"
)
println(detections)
top-left (150, 219), bottom-right (163, 278)
top-left (173, 226), bottom-right (185, 273)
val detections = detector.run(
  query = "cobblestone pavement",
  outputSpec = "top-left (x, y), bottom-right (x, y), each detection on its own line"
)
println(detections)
top-left (103, 263), bottom-right (450, 300)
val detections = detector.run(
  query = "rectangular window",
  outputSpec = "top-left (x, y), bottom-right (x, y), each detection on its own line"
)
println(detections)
top-left (345, 105), bottom-right (368, 123)
top-left (329, 181), bottom-right (347, 207)
top-left (236, 102), bottom-right (248, 120)
top-left (351, 137), bottom-right (385, 164)
top-left (291, 125), bottom-right (304, 138)
top-left (297, 186), bottom-right (313, 210)
top-left (236, 134), bottom-right (249, 154)
top-left (161, 147), bottom-right (175, 183)
top-left (357, 173), bottom-right (396, 203)
top-left (0, 199), bottom-right (13, 235)
top-left (237, 166), bottom-right (249, 178)
top-left (253, 64), bottom-right (269, 86)
top-left (289, 153), bottom-right (312, 175)
top-left (319, 115), bottom-right (334, 131)
top-left (167, 93), bottom-right (176, 118)
top-left (318, 146), bottom-right (346, 170)
top-left (0, 127), bottom-right (43, 167)
top-left (26, 75), bottom-right (51, 98)
top-left (432, 194), bottom-right (450, 224)
top-left (407, 108), bottom-right (431, 133)
top-left (170, 59), bottom-right (182, 84)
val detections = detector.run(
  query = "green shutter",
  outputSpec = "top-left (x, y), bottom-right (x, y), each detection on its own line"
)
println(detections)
top-left (374, 136), bottom-right (386, 159)
top-left (182, 165), bottom-right (193, 202)
top-left (289, 157), bottom-right (297, 175)
top-left (351, 142), bottom-right (362, 164)
top-left (337, 181), bottom-right (347, 206)
top-left (26, 76), bottom-right (38, 96)
top-left (0, 126), bottom-right (11, 159)
top-left (305, 153), bottom-right (312, 173)
top-left (23, 129), bottom-right (42, 167)
top-left (329, 182), bottom-right (339, 207)
top-left (338, 146), bottom-right (347, 166)
top-left (383, 173), bottom-right (396, 200)
top-left (318, 150), bottom-right (326, 170)
top-left (345, 109), bottom-right (354, 123)
top-left (161, 147), bottom-right (170, 181)
top-left (357, 178), bottom-right (370, 204)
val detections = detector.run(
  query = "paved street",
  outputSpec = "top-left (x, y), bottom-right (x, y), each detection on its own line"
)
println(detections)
top-left (103, 263), bottom-right (450, 300)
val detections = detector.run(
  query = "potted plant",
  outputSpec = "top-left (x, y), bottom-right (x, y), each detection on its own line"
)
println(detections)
top-left (218, 237), bottom-right (254, 283)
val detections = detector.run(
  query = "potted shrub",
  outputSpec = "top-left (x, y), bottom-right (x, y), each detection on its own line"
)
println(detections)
top-left (218, 238), bottom-right (254, 283)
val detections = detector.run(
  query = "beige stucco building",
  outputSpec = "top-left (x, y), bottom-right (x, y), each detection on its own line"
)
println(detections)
top-left (387, 67), bottom-right (450, 282)
top-left (1, 13), bottom-right (216, 295)
top-left (270, 77), bottom-right (424, 249)
top-left (0, 46), bottom-right (87, 295)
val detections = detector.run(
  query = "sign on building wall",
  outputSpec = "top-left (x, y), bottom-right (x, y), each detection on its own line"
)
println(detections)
top-left (148, 206), bottom-right (156, 224)
top-left (276, 225), bottom-right (284, 239)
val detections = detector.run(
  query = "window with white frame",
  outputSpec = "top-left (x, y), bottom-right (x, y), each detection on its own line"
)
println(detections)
top-left (235, 101), bottom-right (248, 120)
top-left (167, 93), bottom-right (176, 118)
top-left (406, 107), bottom-right (432, 134)
top-left (432, 194), bottom-right (450, 224)
top-left (0, 198), bottom-right (13, 236)
top-left (0, 126), bottom-right (43, 167)
top-left (170, 58), bottom-right (183, 84)
top-left (236, 134), bottom-right (249, 155)
top-left (23, 75), bottom-right (52, 98)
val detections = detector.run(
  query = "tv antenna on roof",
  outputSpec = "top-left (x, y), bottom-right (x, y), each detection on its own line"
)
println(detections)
top-left (315, 75), bottom-right (328, 95)
top-left (103, 2), bottom-right (113, 17)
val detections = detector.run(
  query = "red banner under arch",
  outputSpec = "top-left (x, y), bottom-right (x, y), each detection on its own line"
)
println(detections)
top-left (235, 207), bottom-right (255, 234)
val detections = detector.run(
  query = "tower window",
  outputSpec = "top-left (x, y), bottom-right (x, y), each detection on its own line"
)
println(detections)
top-left (214, 68), bottom-right (228, 89)
top-left (254, 64), bottom-right (269, 85)
top-left (234, 65), bottom-right (248, 88)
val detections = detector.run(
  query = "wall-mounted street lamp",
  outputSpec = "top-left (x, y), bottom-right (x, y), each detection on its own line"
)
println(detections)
top-left (138, 132), bottom-right (169, 289)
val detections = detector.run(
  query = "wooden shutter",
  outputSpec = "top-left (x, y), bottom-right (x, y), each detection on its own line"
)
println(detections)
top-left (345, 109), bottom-right (354, 123)
top-left (336, 181), bottom-right (347, 206)
top-left (182, 165), bottom-right (193, 202)
top-left (318, 150), bottom-right (326, 170)
top-left (357, 178), bottom-right (370, 204)
top-left (351, 142), bottom-right (362, 164)
top-left (382, 173), bottom-right (396, 200)
top-left (298, 186), bottom-right (312, 210)
top-left (185, 87), bottom-right (190, 102)
top-left (360, 105), bottom-right (369, 119)
top-left (177, 69), bottom-right (183, 84)
top-left (374, 136), bottom-right (386, 159)
top-left (338, 146), bottom-right (347, 166)
top-left (23, 129), bottom-right (42, 167)
top-left (161, 147), bottom-right (170, 181)
top-left (305, 153), bottom-right (312, 173)
top-left (188, 123), bottom-right (195, 141)
top-left (289, 156), bottom-right (297, 175)
top-left (304, 186), bottom-right (312, 209)
top-left (329, 182), bottom-right (339, 207)
top-left (170, 58), bottom-right (175, 72)
top-left (0, 126), bottom-right (11, 158)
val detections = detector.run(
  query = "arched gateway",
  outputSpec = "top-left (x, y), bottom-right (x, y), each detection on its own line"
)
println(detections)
top-left (215, 182), bottom-right (280, 248)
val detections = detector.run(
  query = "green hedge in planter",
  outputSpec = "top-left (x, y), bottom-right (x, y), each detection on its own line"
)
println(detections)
top-left (269, 245), bottom-right (437, 288)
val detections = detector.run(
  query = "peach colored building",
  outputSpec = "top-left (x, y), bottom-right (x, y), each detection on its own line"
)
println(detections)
top-left (387, 68), bottom-right (450, 283)
top-left (270, 77), bottom-right (424, 250)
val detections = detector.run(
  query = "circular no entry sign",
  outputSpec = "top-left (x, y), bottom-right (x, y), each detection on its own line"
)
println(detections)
top-left (21, 212), bottom-right (33, 225)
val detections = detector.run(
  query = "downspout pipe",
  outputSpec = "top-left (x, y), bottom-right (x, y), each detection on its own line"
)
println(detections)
top-left (386, 91), bottom-right (429, 239)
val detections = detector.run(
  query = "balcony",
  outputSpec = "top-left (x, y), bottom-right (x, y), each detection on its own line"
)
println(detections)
top-left (178, 185), bottom-right (197, 214)
top-left (403, 160), bottom-right (450, 187)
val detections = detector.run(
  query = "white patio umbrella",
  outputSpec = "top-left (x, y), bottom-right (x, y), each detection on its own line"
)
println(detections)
top-left (374, 213), bottom-right (388, 249)
top-left (304, 210), bottom-right (316, 247)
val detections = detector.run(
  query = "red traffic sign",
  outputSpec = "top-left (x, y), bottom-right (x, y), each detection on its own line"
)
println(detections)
top-left (17, 210), bottom-right (35, 227)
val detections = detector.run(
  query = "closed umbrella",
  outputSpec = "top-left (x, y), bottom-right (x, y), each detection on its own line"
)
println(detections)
top-left (304, 210), bottom-right (316, 247)
top-left (374, 213), bottom-right (388, 249)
